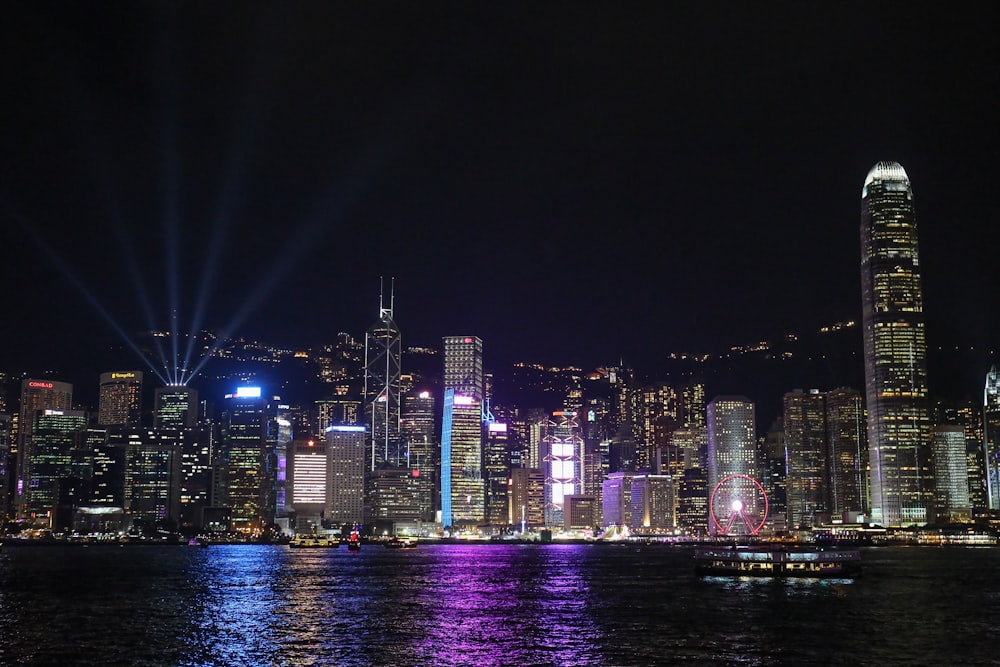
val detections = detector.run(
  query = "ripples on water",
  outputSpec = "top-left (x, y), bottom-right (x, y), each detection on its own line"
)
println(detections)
top-left (2, 543), bottom-right (1000, 666)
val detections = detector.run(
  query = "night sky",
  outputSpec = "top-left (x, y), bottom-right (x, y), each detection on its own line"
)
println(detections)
top-left (2, 4), bottom-right (997, 394)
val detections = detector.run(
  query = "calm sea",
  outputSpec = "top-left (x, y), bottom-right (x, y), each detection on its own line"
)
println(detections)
top-left (0, 542), bottom-right (996, 666)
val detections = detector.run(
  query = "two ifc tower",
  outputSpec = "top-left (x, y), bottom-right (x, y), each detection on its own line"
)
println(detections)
top-left (860, 160), bottom-right (933, 527)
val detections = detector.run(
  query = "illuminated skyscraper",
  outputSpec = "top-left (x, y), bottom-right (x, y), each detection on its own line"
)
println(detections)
top-left (825, 387), bottom-right (867, 520)
top-left (983, 366), bottom-right (1000, 508)
top-left (217, 387), bottom-right (280, 534)
top-left (401, 389), bottom-right (436, 472)
top-left (541, 410), bottom-right (583, 527)
top-left (286, 438), bottom-right (327, 532)
top-left (441, 389), bottom-right (484, 528)
top-left (860, 161), bottom-right (933, 526)
top-left (706, 396), bottom-right (758, 535)
top-left (483, 419), bottom-right (510, 526)
top-left (115, 427), bottom-right (183, 527)
top-left (443, 336), bottom-right (484, 402)
top-left (783, 389), bottom-right (828, 529)
top-left (706, 396), bottom-right (757, 486)
top-left (326, 425), bottom-right (366, 526)
top-left (23, 409), bottom-right (87, 526)
top-left (154, 386), bottom-right (199, 429)
top-left (363, 281), bottom-right (402, 469)
top-left (932, 425), bottom-right (970, 522)
top-left (15, 379), bottom-right (73, 520)
top-left (630, 473), bottom-right (674, 531)
top-left (98, 371), bottom-right (143, 426)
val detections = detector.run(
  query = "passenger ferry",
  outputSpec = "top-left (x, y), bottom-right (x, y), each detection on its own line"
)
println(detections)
top-left (694, 545), bottom-right (862, 578)
top-left (288, 534), bottom-right (340, 549)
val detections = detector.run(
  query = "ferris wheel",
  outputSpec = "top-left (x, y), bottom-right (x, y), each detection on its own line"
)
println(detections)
top-left (709, 474), bottom-right (769, 536)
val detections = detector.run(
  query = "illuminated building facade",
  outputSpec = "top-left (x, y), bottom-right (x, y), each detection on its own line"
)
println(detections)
top-left (217, 387), bottom-right (280, 534)
top-left (154, 386), bottom-right (199, 429)
top-left (177, 425), bottom-right (213, 528)
top-left (484, 420), bottom-right (510, 526)
top-left (286, 438), bottom-right (327, 532)
top-left (706, 396), bottom-right (757, 486)
top-left (401, 389), bottom-right (436, 472)
top-left (22, 409), bottom-right (87, 526)
top-left (441, 390), bottom-right (484, 527)
top-left (114, 428), bottom-right (183, 526)
top-left (932, 425), bottom-right (970, 521)
top-left (363, 283), bottom-right (402, 470)
top-left (16, 379), bottom-right (73, 521)
top-left (563, 494), bottom-right (598, 530)
top-left (365, 466), bottom-right (434, 527)
top-left (0, 414), bottom-right (11, 520)
top-left (98, 371), bottom-right (143, 426)
top-left (630, 474), bottom-right (675, 531)
top-left (542, 411), bottom-right (583, 527)
top-left (602, 471), bottom-right (632, 527)
top-left (860, 161), bottom-right (933, 526)
top-left (315, 398), bottom-right (360, 437)
top-left (326, 425), bottom-right (366, 526)
top-left (706, 396), bottom-right (757, 536)
top-left (825, 388), bottom-right (867, 520)
top-left (783, 389), bottom-right (829, 528)
top-left (676, 467), bottom-right (708, 534)
top-left (984, 366), bottom-right (1000, 508)
top-left (443, 336), bottom-right (484, 401)
top-left (508, 467), bottom-right (544, 529)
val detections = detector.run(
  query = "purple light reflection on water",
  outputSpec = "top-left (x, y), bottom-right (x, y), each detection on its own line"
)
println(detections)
top-left (404, 544), bottom-right (602, 666)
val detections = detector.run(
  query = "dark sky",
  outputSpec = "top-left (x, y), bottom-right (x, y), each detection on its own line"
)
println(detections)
top-left (2, 3), bottom-right (998, 389)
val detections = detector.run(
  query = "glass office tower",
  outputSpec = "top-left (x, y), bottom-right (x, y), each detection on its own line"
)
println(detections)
top-left (860, 161), bottom-right (933, 526)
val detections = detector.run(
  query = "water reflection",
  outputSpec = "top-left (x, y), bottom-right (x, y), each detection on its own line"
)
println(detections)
top-left (5, 544), bottom-right (1000, 665)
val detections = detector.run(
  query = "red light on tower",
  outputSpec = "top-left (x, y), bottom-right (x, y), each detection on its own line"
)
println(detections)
top-left (464, 337), bottom-right (472, 343)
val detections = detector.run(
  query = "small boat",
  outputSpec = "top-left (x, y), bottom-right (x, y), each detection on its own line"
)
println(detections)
top-left (384, 536), bottom-right (418, 549)
top-left (289, 535), bottom-right (340, 549)
top-left (187, 537), bottom-right (210, 548)
top-left (347, 527), bottom-right (362, 552)
top-left (694, 545), bottom-right (861, 578)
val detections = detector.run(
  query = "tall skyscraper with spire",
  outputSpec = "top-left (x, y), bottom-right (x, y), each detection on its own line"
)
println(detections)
top-left (860, 161), bottom-right (933, 526)
top-left (983, 366), bottom-right (1000, 508)
top-left (363, 279), bottom-right (402, 470)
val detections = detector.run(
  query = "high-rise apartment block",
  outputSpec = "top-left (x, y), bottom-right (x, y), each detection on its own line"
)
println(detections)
top-left (860, 161), bottom-right (933, 526)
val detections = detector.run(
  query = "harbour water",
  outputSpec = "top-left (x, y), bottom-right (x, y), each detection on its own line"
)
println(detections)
top-left (1, 542), bottom-right (997, 666)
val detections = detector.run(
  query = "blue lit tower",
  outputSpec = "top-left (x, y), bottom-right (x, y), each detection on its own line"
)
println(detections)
top-left (983, 366), bottom-right (1000, 508)
top-left (363, 279), bottom-right (402, 470)
top-left (441, 336), bottom-right (486, 529)
top-left (860, 161), bottom-right (933, 526)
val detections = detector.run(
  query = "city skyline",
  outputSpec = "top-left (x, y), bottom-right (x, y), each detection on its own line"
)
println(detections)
top-left (2, 5), bottom-right (996, 401)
